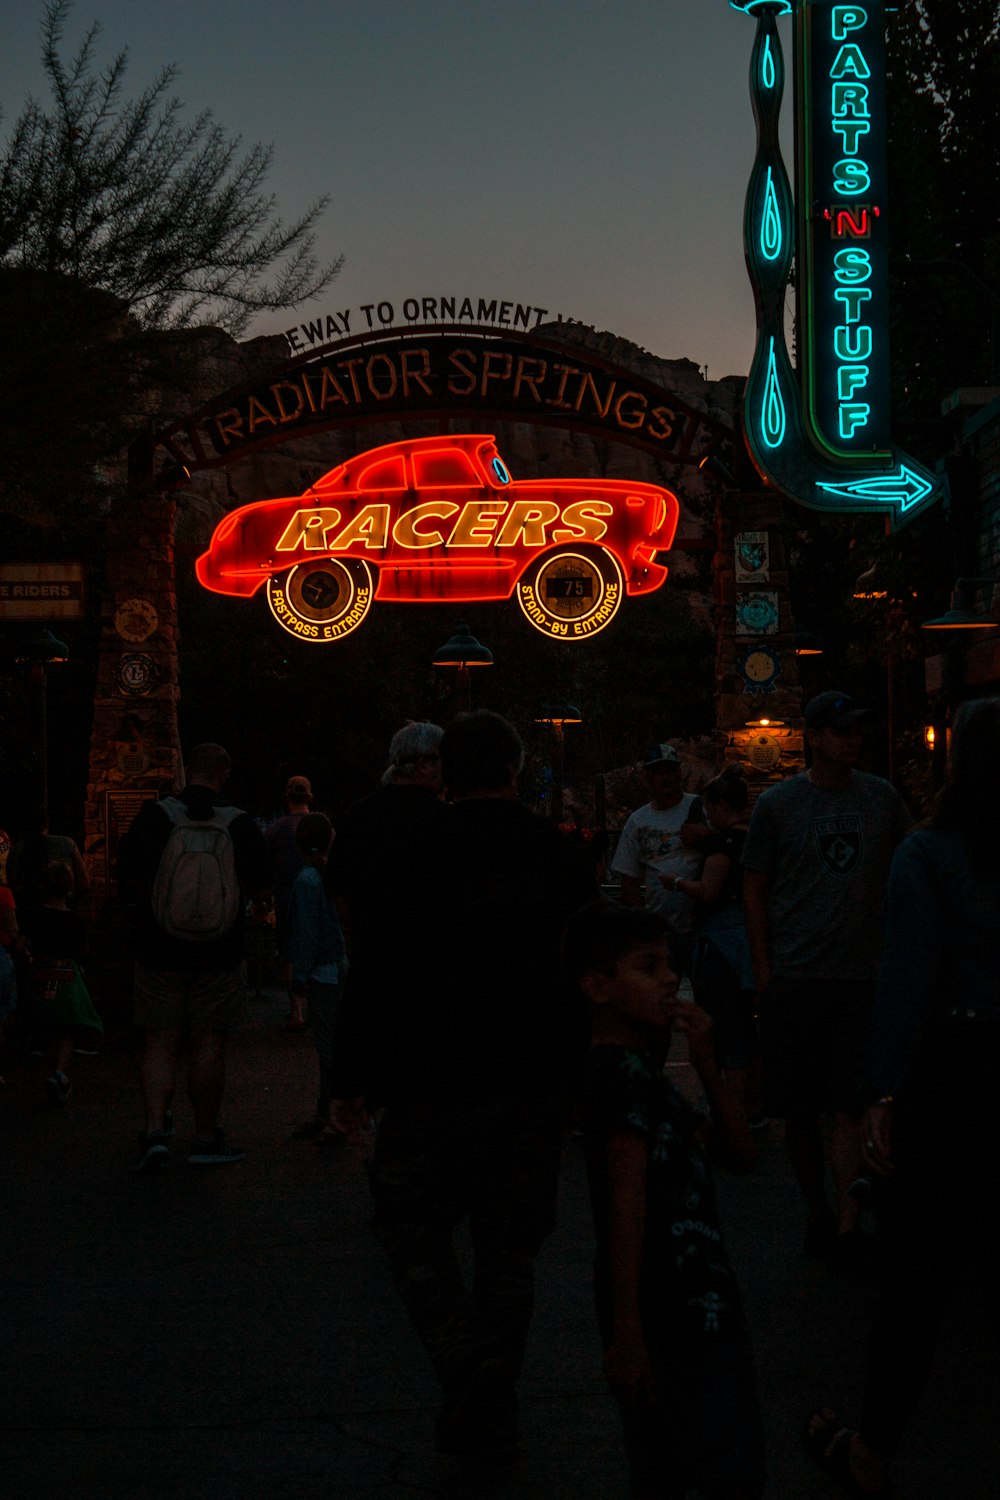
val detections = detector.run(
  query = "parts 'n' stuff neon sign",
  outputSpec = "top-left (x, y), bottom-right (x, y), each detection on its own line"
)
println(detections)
top-left (800, 1), bottom-right (890, 457)
top-left (196, 434), bottom-right (679, 643)
top-left (734, 0), bottom-right (940, 526)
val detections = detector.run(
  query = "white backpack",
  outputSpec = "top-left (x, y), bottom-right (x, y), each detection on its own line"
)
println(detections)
top-left (151, 797), bottom-right (242, 941)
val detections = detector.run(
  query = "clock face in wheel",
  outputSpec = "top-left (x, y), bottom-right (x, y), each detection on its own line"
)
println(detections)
top-left (267, 558), bottom-right (374, 642)
top-left (537, 553), bottom-right (602, 621)
top-left (516, 547), bottom-right (624, 639)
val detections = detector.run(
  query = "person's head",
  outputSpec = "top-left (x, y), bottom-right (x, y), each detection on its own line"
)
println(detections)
top-left (934, 697), bottom-right (1000, 868)
top-left (803, 691), bottom-right (869, 770)
top-left (285, 774), bottom-right (313, 810)
top-left (701, 764), bottom-right (749, 829)
top-left (186, 742), bottom-right (231, 791)
top-left (643, 742), bottom-right (683, 808)
top-left (948, 696), bottom-right (1000, 792)
top-left (440, 711), bottom-right (524, 800)
top-left (563, 901), bottom-right (678, 1045)
top-left (41, 858), bottom-right (73, 902)
top-left (382, 721), bottom-right (444, 791)
top-left (294, 811), bottom-right (333, 864)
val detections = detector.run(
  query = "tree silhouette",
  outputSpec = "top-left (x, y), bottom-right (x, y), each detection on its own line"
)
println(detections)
top-left (0, 0), bottom-right (342, 524)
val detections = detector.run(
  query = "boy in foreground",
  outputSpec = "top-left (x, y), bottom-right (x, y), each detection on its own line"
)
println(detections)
top-left (566, 902), bottom-right (765, 1500)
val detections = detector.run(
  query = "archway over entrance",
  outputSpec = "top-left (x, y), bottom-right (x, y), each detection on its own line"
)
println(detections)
top-left (152, 323), bottom-right (733, 476)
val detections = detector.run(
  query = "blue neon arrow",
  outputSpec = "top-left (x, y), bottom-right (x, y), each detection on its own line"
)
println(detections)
top-left (814, 464), bottom-right (935, 513)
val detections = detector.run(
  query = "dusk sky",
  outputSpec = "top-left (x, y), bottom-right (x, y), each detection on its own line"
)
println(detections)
top-left (0, 0), bottom-right (796, 380)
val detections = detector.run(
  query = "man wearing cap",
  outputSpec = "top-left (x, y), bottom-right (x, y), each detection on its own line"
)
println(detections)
top-left (742, 691), bottom-right (912, 1272)
top-left (266, 775), bottom-right (314, 1029)
top-left (610, 742), bottom-right (705, 975)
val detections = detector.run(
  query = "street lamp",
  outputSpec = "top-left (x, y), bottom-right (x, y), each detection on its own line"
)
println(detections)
top-left (14, 628), bottom-right (70, 825)
top-left (920, 576), bottom-right (1000, 631)
top-left (533, 701), bottom-right (582, 822)
top-left (432, 623), bottom-right (493, 714)
top-left (920, 575), bottom-right (999, 787)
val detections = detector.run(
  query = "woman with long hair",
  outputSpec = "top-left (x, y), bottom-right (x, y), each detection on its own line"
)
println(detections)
top-left (805, 697), bottom-right (1000, 1495)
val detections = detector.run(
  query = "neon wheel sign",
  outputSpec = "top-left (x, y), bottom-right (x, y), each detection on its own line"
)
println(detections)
top-left (266, 558), bottom-right (375, 641)
top-left (517, 547), bottom-right (625, 640)
top-left (197, 434), bottom-right (679, 643)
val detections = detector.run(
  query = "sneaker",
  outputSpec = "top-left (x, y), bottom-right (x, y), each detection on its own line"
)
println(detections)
top-left (136, 1130), bottom-right (170, 1172)
top-left (44, 1071), bottom-right (72, 1106)
top-left (188, 1128), bottom-right (244, 1166)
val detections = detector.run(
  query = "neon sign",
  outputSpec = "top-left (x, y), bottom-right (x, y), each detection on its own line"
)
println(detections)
top-left (798, 0), bottom-right (890, 457)
top-left (196, 434), bottom-right (679, 643)
top-left (736, 0), bottom-right (940, 527)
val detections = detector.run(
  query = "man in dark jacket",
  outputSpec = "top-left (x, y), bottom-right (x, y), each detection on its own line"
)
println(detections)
top-left (336, 712), bottom-right (593, 1459)
top-left (118, 743), bottom-right (271, 1170)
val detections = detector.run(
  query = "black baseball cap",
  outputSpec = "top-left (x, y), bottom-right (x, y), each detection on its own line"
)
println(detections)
top-left (644, 742), bottom-right (682, 767)
top-left (804, 691), bottom-right (871, 731)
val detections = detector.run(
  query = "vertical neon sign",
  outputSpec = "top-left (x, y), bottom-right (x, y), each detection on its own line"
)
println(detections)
top-left (733, 0), bottom-right (938, 526)
top-left (797, 1), bottom-right (891, 457)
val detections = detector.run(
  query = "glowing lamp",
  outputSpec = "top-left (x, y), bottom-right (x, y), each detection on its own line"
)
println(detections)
top-left (744, 715), bottom-right (785, 728)
top-left (534, 702), bottom-right (582, 729)
top-left (794, 630), bottom-right (823, 656)
top-left (14, 629), bottom-right (70, 666)
top-left (921, 579), bottom-right (999, 631)
top-left (924, 725), bottom-right (936, 750)
top-left (432, 624), bottom-right (493, 668)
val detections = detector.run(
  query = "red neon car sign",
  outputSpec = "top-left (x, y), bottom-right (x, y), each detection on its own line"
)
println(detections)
top-left (195, 434), bottom-right (679, 642)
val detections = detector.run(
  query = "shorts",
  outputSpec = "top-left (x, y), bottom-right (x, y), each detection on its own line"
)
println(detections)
top-left (759, 977), bottom-right (874, 1116)
top-left (134, 962), bottom-right (247, 1033)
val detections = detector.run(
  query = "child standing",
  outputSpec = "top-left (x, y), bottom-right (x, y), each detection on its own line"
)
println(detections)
top-left (23, 860), bottom-right (102, 1104)
top-left (566, 901), bottom-right (765, 1500)
top-left (286, 813), bottom-right (347, 1144)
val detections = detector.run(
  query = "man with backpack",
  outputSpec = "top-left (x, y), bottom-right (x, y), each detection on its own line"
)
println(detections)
top-left (118, 743), bottom-right (271, 1170)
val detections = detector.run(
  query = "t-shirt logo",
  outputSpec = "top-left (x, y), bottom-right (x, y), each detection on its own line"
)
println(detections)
top-left (813, 815), bottom-right (863, 876)
top-left (637, 828), bottom-right (677, 864)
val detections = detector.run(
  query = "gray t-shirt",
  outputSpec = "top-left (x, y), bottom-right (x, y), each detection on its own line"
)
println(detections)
top-left (611, 794), bottom-right (702, 930)
top-left (741, 771), bottom-right (912, 981)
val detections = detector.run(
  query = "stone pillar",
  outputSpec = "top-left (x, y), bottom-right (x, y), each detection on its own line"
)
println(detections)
top-left (714, 490), bottom-right (804, 790)
top-left (83, 436), bottom-right (183, 908)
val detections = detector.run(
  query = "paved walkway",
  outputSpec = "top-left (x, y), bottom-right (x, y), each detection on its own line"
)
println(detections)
top-left (2, 986), bottom-right (996, 1499)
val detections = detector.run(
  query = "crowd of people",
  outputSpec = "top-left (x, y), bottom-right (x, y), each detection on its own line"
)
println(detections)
top-left (2, 691), bottom-right (997, 1499)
